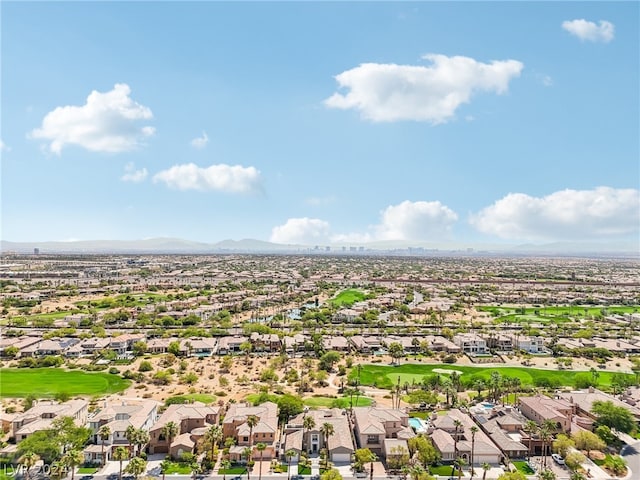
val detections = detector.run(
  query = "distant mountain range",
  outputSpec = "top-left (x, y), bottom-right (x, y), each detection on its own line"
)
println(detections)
top-left (1, 237), bottom-right (638, 257)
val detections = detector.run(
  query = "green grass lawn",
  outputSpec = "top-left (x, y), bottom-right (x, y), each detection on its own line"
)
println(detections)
top-left (77, 468), bottom-right (99, 474)
top-left (303, 395), bottom-right (374, 408)
top-left (162, 462), bottom-right (193, 474)
top-left (244, 392), bottom-right (374, 409)
top-left (512, 461), bottom-right (535, 474)
top-left (166, 393), bottom-right (216, 405)
top-left (429, 465), bottom-right (458, 476)
top-left (350, 363), bottom-right (634, 390)
top-left (329, 289), bottom-right (366, 307)
top-left (219, 467), bottom-right (247, 474)
top-left (0, 368), bottom-right (131, 397)
top-left (297, 466), bottom-right (312, 475)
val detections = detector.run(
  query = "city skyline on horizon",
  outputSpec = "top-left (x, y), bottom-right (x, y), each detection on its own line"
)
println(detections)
top-left (2, 2), bottom-right (639, 248)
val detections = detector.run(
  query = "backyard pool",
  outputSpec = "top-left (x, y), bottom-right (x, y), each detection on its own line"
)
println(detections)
top-left (409, 417), bottom-right (428, 433)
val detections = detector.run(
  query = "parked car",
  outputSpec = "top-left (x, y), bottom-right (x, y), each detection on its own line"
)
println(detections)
top-left (551, 453), bottom-right (565, 465)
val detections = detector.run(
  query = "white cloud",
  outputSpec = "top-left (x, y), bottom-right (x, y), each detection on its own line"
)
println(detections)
top-left (121, 162), bottom-right (148, 183)
top-left (324, 54), bottom-right (523, 123)
top-left (152, 163), bottom-right (262, 194)
top-left (271, 200), bottom-right (458, 245)
top-left (374, 200), bottom-right (459, 241)
top-left (29, 83), bottom-right (154, 155)
top-left (270, 218), bottom-right (331, 244)
top-left (470, 187), bottom-right (639, 241)
top-left (191, 131), bottom-right (209, 149)
top-left (562, 19), bottom-right (615, 43)
top-left (0, 140), bottom-right (10, 152)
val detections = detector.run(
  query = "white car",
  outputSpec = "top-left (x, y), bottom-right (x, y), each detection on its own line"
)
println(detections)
top-left (551, 453), bottom-right (565, 465)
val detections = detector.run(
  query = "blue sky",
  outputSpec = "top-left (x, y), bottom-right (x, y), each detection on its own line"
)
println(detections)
top-left (2, 1), bottom-right (639, 247)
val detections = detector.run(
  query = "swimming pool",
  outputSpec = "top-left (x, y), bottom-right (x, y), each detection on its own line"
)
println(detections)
top-left (409, 417), bottom-right (427, 432)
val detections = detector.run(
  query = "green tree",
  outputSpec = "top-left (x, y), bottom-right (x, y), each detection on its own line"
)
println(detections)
top-left (113, 446), bottom-right (129, 480)
top-left (125, 425), bottom-right (137, 456)
top-left (61, 449), bottom-right (84, 480)
top-left (552, 434), bottom-right (574, 458)
top-left (19, 452), bottom-right (40, 480)
top-left (354, 449), bottom-right (377, 480)
top-left (451, 419), bottom-right (463, 479)
top-left (125, 456), bottom-right (147, 479)
top-left (51, 416), bottom-right (92, 453)
top-left (564, 452), bottom-right (586, 472)
top-left (162, 421), bottom-right (179, 457)
top-left (22, 394), bottom-right (37, 411)
top-left (470, 425), bottom-right (478, 478)
top-left (98, 425), bottom-right (111, 466)
top-left (572, 430), bottom-right (605, 456)
top-left (133, 429), bottom-right (150, 457)
top-left (388, 342), bottom-right (404, 365)
top-left (496, 472), bottom-right (526, 480)
top-left (168, 341), bottom-right (182, 356)
top-left (256, 442), bottom-right (267, 480)
top-left (276, 394), bottom-right (304, 425)
top-left (594, 425), bottom-right (616, 446)
top-left (242, 447), bottom-right (253, 480)
top-left (407, 435), bottom-right (439, 468)
top-left (285, 449), bottom-right (296, 480)
top-left (160, 459), bottom-right (172, 480)
top-left (320, 422), bottom-right (335, 469)
top-left (204, 424), bottom-right (222, 461)
top-left (591, 400), bottom-right (636, 433)
top-left (139, 360), bottom-right (153, 372)
top-left (247, 415), bottom-right (259, 447)
top-left (319, 351), bottom-right (341, 372)
top-left (132, 341), bottom-right (148, 356)
top-left (481, 463), bottom-right (490, 480)
top-left (303, 415), bottom-right (316, 453)
top-left (603, 455), bottom-right (627, 476)
top-left (240, 341), bottom-right (253, 365)
top-left (17, 431), bottom-right (60, 464)
top-left (537, 469), bottom-right (556, 480)
top-left (321, 469), bottom-right (343, 480)
top-left (523, 420), bottom-right (538, 462)
top-left (220, 459), bottom-right (232, 480)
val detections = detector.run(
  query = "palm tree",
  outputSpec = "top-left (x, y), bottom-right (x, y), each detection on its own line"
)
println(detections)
top-left (481, 462), bottom-right (490, 480)
top-left (523, 420), bottom-right (538, 462)
top-left (368, 451), bottom-right (378, 480)
top-left (256, 443), bottom-right (267, 480)
top-left (455, 457), bottom-right (467, 480)
top-left (242, 447), bottom-right (253, 480)
top-left (470, 425), bottom-right (478, 479)
top-left (98, 425), bottom-right (111, 467)
top-left (19, 452), bottom-right (40, 480)
top-left (541, 419), bottom-right (557, 468)
top-left (160, 459), bottom-right (171, 480)
top-left (113, 446), bottom-right (129, 480)
top-left (62, 449), bottom-right (84, 480)
top-left (539, 427), bottom-right (551, 468)
top-left (320, 422), bottom-right (335, 467)
top-left (451, 419), bottom-right (463, 479)
top-left (220, 459), bottom-right (231, 480)
top-left (134, 429), bottom-right (150, 457)
top-left (124, 456), bottom-right (147, 480)
top-left (162, 421), bottom-right (179, 458)
top-left (285, 449), bottom-right (296, 480)
top-left (538, 468), bottom-right (556, 480)
top-left (205, 424), bottom-right (223, 462)
top-left (125, 425), bottom-right (137, 456)
top-left (302, 415), bottom-right (316, 453)
top-left (246, 415), bottom-right (259, 447)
